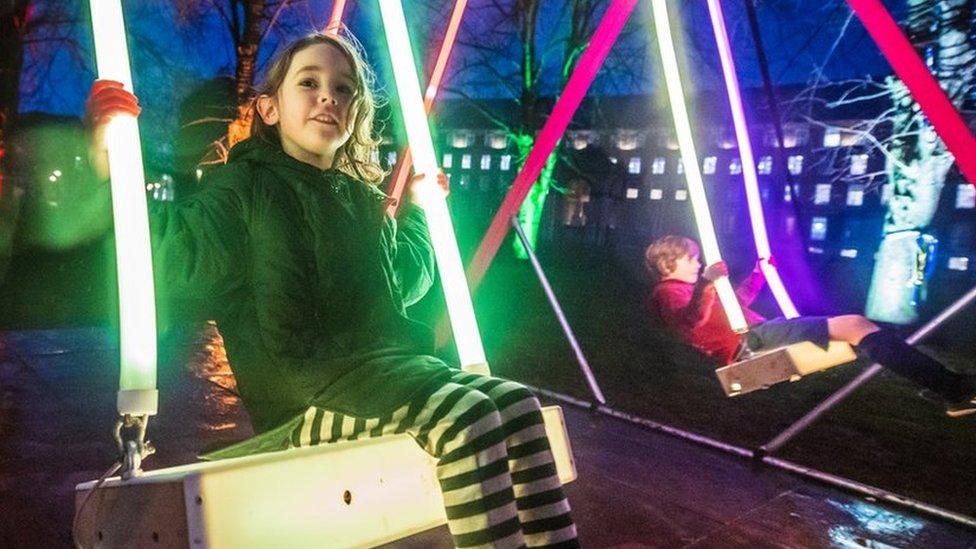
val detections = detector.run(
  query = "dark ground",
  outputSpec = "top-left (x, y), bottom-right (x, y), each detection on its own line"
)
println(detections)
top-left (1, 326), bottom-right (975, 548)
top-left (1, 226), bottom-right (975, 546)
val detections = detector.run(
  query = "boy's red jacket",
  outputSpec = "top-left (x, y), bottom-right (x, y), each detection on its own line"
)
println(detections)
top-left (648, 273), bottom-right (766, 365)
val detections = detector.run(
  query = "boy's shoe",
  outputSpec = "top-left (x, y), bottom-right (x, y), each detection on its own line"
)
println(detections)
top-left (945, 395), bottom-right (976, 418)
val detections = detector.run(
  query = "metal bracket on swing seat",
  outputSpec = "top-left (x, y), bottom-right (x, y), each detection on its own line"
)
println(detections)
top-left (74, 406), bottom-right (575, 548)
top-left (715, 341), bottom-right (858, 397)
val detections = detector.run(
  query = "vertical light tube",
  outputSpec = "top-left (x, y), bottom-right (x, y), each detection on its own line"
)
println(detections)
top-left (466, 0), bottom-right (638, 291)
top-left (89, 0), bottom-right (158, 415)
top-left (379, 0), bottom-right (488, 374)
top-left (706, 0), bottom-right (799, 319)
top-left (386, 0), bottom-right (469, 216)
top-left (651, 0), bottom-right (748, 333)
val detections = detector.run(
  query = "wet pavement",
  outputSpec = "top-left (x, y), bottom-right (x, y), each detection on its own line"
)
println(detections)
top-left (2, 327), bottom-right (974, 547)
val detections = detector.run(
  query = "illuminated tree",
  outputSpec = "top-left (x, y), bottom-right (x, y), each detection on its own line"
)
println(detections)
top-left (442, 0), bottom-right (644, 258)
top-left (806, 1), bottom-right (975, 323)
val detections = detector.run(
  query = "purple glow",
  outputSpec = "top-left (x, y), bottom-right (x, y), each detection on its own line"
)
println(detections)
top-left (707, 0), bottom-right (799, 319)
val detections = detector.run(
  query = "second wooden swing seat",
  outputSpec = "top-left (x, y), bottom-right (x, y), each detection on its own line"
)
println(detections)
top-left (715, 340), bottom-right (858, 397)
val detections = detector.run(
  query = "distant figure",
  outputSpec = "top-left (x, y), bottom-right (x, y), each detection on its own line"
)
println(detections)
top-left (644, 235), bottom-right (976, 417)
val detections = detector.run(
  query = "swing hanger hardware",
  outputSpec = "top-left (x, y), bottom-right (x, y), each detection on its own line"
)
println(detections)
top-left (113, 414), bottom-right (155, 479)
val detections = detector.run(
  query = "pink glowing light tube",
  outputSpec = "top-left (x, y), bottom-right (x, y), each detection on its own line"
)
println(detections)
top-left (707, 0), bottom-right (799, 318)
top-left (847, 0), bottom-right (976, 187)
top-left (324, 0), bottom-right (346, 34)
top-left (466, 0), bottom-right (638, 291)
top-left (386, 0), bottom-right (469, 217)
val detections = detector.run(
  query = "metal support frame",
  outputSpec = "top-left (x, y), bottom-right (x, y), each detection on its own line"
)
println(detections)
top-left (760, 283), bottom-right (976, 455)
top-left (509, 216), bottom-right (606, 405)
top-left (527, 385), bottom-right (976, 530)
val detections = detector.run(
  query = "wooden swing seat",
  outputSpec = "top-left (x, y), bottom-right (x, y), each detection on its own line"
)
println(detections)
top-left (74, 405), bottom-right (576, 548)
top-left (715, 341), bottom-right (857, 397)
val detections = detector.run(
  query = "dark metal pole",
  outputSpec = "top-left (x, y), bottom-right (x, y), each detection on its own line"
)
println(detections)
top-left (510, 216), bottom-right (606, 404)
top-left (760, 284), bottom-right (976, 455)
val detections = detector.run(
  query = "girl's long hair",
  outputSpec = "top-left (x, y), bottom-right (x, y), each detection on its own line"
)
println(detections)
top-left (250, 30), bottom-right (386, 185)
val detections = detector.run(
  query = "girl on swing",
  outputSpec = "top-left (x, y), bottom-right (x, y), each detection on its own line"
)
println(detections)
top-left (644, 235), bottom-right (976, 417)
top-left (87, 31), bottom-right (577, 548)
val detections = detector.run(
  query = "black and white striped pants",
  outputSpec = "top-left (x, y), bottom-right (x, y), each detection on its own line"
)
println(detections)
top-left (290, 370), bottom-right (578, 548)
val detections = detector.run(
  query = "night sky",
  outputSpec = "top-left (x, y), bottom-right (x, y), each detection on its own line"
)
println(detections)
top-left (16, 0), bottom-right (894, 165)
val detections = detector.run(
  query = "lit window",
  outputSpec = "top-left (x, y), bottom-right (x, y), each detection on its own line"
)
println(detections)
top-left (676, 159), bottom-right (684, 174)
top-left (840, 248), bottom-right (858, 258)
top-left (628, 157), bottom-right (642, 174)
top-left (948, 257), bottom-right (970, 271)
top-left (810, 216), bottom-right (828, 241)
top-left (783, 185), bottom-right (792, 202)
top-left (675, 189), bottom-right (688, 201)
top-left (823, 127), bottom-right (841, 147)
top-left (609, 156), bottom-right (618, 165)
top-left (480, 154), bottom-right (492, 170)
top-left (500, 155), bottom-right (512, 171)
top-left (616, 131), bottom-right (640, 150)
top-left (729, 157), bottom-right (742, 175)
top-left (459, 174), bottom-right (471, 188)
top-left (626, 188), bottom-right (639, 199)
top-left (461, 154), bottom-right (472, 170)
top-left (442, 153), bottom-right (453, 168)
top-left (652, 157), bottom-right (666, 175)
top-left (451, 131), bottom-right (473, 148)
top-left (956, 184), bottom-right (975, 209)
top-left (702, 156), bottom-right (717, 175)
top-left (757, 156), bottom-right (772, 175)
top-left (847, 184), bottom-right (865, 206)
top-left (787, 155), bottom-right (803, 175)
top-left (649, 188), bottom-right (663, 200)
top-left (487, 132), bottom-right (507, 149)
top-left (850, 153), bottom-right (869, 176)
top-left (814, 183), bottom-right (832, 205)
top-left (386, 151), bottom-right (398, 167)
top-left (808, 246), bottom-right (825, 254)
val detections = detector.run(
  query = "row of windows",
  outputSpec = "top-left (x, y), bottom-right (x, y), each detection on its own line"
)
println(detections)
top-left (377, 149), bottom-right (875, 178)
top-left (439, 125), bottom-right (865, 152)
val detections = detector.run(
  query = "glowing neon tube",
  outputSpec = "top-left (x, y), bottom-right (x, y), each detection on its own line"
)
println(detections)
top-left (378, 0), bottom-right (488, 374)
top-left (847, 0), bottom-right (976, 187)
top-left (386, 0), bottom-right (469, 217)
top-left (652, 0), bottom-right (747, 333)
top-left (89, 0), bottom-right (158, 415)
top-left (325, 0), bottom-right (346, 35)
top-left (466, 0), bottom-right (637, 291)
top-left (706, 0), bottom-right (799, 319)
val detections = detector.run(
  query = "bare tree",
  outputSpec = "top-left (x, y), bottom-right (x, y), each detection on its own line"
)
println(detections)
top-left (798, 1), bottom-right (975, 323)
top-left (442, 0), bottom-right (645, 258)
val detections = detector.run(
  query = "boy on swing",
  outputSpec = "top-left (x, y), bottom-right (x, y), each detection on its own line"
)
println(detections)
top-left (644, 235), bottom-right (976, 417)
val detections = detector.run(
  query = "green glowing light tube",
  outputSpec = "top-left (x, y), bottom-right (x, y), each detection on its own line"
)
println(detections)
top-left (89, 0), bottom-right (158, 414)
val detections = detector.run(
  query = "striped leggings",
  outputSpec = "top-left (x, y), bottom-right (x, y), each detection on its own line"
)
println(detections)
top-left (290, 370), bottom-right (578, 548)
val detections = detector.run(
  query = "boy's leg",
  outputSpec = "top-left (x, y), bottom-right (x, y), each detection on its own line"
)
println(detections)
top-left (446, 372), bottom-right (577, 547)
top-left (855, 330), bottom-right (976, 404)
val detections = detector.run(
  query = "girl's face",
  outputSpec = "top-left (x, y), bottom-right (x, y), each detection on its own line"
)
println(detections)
top-left (258, 43), bottom-right (356, 170)
top-left (668, 251), bottom-right (702, 283)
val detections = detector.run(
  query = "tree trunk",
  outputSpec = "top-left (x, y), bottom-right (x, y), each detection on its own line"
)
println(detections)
top-left (0, 1), bottom-right (30, 173)
top-left (865, 0), bottom-right (974, 323)
top-left (228, 0), bottom-right (266, 147)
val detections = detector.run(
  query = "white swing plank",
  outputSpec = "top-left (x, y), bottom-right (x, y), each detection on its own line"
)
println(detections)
top-left (74, 405), bottom-right (576, 548)
top-left (715, 341), bottom-right (858, 397)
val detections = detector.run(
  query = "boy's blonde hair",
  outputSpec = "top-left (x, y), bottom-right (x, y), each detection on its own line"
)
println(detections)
top-left (644, 235), bottom-right (699, 282)
top-left (250, 30), bottom-right (386, 185)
